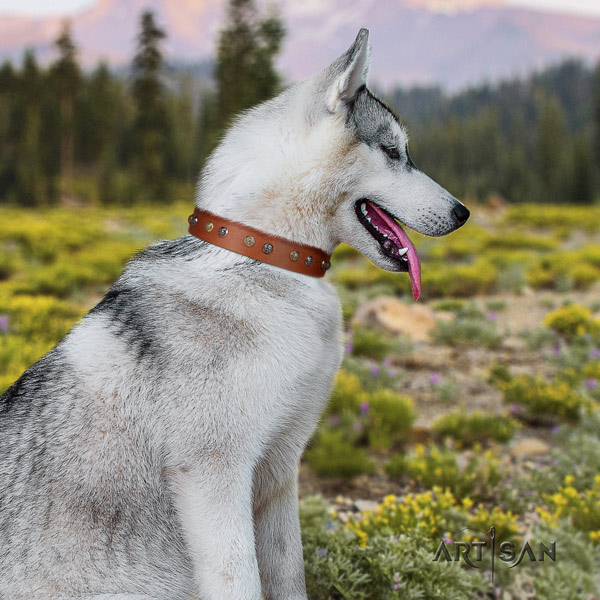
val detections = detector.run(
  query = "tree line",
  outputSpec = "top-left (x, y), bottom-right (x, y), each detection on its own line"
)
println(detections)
top-left (0, 0), bottom-right (283, 205)
top-left (393, 60), bottom-right (600, 204)
top-left (0, 0), bottom-right (598, 206)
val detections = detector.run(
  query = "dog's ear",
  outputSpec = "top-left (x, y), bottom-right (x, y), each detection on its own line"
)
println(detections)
top-left (314, 28), bottom-right (371, 115)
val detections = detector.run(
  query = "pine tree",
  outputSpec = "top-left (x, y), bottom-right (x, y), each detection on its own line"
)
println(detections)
top-left (51, 22), bottom-right (81, 200)
top-left (212, 0), bottom-right (285, 135)
top-left (13, 51), bottom-right (47, 206)
top-left (79, 63), bottom-right (129, 204)
top-left (592, 61), bottom-right (600, 182)
top-left (131, 10), bottom-right (171, 203)
top-left (569, 134), bottom-right (595, 204)
top-left (0, 61), bottom-right (16, 196)
top-left (535, 96), bottom-right (568, 203)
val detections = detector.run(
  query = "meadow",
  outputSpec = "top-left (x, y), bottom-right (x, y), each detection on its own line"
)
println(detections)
top-left (1, 201), bottom-right (600, 598)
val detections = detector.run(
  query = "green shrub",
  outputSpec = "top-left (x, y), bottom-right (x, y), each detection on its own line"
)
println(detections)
top-left (432, 409), bottom-right (518, 446)
top-left (571, 264), bottom-right (600, 290)
top-left (301, 496), bottom-right (488, 600)
top-left (423, 258), bottom-right (498, 298)
top-left (304, 431), bottom-right (375, 479)
top-left (538, 475), bottom-right (600, 544)
top-left (351, 327), bottom-right (398, 361)
top-left (432, 299), bottom-right (466, 313)
top-left (385, 444), bottom-right (501, 500)
top-left (327, 369), bottom-right (365, 416)
top-left (366, 389), bottom-right (416, 449)
top-left (0, 293), bottom-right (81, 341)
top-left (544, 304), bottom-right (600, 341)
top-left (432, 314), bottom-right (502, 348)
top-left (500, 374), bottom-right (590, 423)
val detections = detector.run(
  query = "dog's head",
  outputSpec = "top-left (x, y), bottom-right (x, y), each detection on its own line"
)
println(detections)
top-left (198, 29), bottom-right (469, 300)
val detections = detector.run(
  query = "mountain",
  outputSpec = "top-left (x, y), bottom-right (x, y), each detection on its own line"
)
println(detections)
top-left (1, 0), bottom-right (600, 90)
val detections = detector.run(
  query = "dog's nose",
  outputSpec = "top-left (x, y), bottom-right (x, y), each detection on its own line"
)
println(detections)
top-left (452, 203), bottom-right (470, 227)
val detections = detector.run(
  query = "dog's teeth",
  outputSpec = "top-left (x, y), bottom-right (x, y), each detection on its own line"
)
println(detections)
top-left (374, 225), bottom-right (379, 231)
top-left (366, 217), bottom-right (371, 223)
top-left (402, 256), bottom-right (408, 262)
top-left (361, 203), bottom-right (367, 215)
top-left (382, 233), bottom-right (388, 239)
top-left (398, 247), bottom-right (408, 256)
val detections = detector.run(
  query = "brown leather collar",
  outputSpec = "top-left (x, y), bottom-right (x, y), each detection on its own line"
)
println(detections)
top-left (188, 208), bottom-right (332, 277)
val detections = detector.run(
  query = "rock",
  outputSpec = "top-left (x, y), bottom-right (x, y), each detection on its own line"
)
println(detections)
top-left (352, 297), bottom-right (450, 343)
top-left (510, 438), bottom-right (551, 459)
top-left (501, 336), bottom-right (527, 351)
top-left (353, 500), bottom-right (379, 513)
top-left (409, 425), bottom-right (431, 444)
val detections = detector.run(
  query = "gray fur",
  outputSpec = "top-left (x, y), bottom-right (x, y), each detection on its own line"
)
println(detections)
top-left (0, 235), bottom-right (342, 599)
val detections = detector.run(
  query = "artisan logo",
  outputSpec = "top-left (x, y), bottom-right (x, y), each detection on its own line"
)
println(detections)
top-left (432, 526), bottom-right (556, 585)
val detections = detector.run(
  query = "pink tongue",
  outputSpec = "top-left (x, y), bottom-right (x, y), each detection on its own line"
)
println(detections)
top-left (367, 202), bottom-right (421, 301)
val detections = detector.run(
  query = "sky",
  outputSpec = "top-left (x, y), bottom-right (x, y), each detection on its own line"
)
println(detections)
top-left (1, 0), bottom-right (600, 17)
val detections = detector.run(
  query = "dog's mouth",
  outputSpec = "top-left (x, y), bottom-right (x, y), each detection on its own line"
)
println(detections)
top-left (354, 199), bottom-right (421, 300)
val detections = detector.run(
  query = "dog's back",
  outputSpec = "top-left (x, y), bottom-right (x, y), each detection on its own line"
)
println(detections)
top-left (0, 236), bottom-right (342, 598)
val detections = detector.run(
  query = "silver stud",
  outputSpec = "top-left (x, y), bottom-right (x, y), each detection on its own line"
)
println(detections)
top-left (218, 227), bottom-right (228, 237)
top-left (262, 243), bottom-right (273, 254)
top-left (205, 221), bottom-right (214, 232)
top-left (244, 236), bottom-right (255, 247)
top-left (188, 214), bottom-right (198, 226)
top-left (321, 260), bottom-right (331, 271)
top-left (289, 250), bottom-right (300, 262)
top-left (305, 256), bottom-right (313, 267)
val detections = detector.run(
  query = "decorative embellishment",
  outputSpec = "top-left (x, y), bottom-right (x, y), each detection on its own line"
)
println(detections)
top-left (187, 209), bottom-right (331, 278)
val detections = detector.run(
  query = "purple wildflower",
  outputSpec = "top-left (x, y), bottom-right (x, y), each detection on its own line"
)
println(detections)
top-left (443, 534), bottom-right (452, 544)
top-left (0, 315), bottom-right (8, 333)
top-left (383, 358), bottom-right (393, 368)
top-left (391, 573), bottom-right (403, 590)
top-left (370, 363), bottom-right (380, 376)
top-left (360, 402), bottom-right (370, 415)
top-left (551, 425), bottom-right (561, 434)
top-left (344, 342), bottom-right (353, 354)
top-left (552, 345), bottom-right (561, 356)
top-left (315, 548), bottom-right (328, 557)
top-left (589, 348), bottom-right (600, 360)
top-left (330, 416), bottom-right (340, 427)
top-left (430, 373), bottom-right (441, 385)
top-left (586, 379), bottom-right (598, 389)
top-left (488, 312), bottom-right (498, 321)
top-left (391, 536), bottom-right (398, 543)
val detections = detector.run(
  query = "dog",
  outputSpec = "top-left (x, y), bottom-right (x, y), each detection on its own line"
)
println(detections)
top-left (0, 29), bottom-right (468, 600)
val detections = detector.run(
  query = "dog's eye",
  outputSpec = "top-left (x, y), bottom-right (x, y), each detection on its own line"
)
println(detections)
top-left (381, 145), bottom-right (400, 161)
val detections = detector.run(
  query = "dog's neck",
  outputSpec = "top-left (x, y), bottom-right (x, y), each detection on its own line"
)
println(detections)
top-left (194, 91), bottom-right (354, 256)
top-left (188, 208), bottom-right (332, 277)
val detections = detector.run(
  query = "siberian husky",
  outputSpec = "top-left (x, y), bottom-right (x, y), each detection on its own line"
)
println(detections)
top-left (0, 29), bottom-right (468, 599)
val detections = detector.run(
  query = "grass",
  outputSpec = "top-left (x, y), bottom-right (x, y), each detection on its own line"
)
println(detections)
top-left (2, 201), bottom-right (600, 597)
